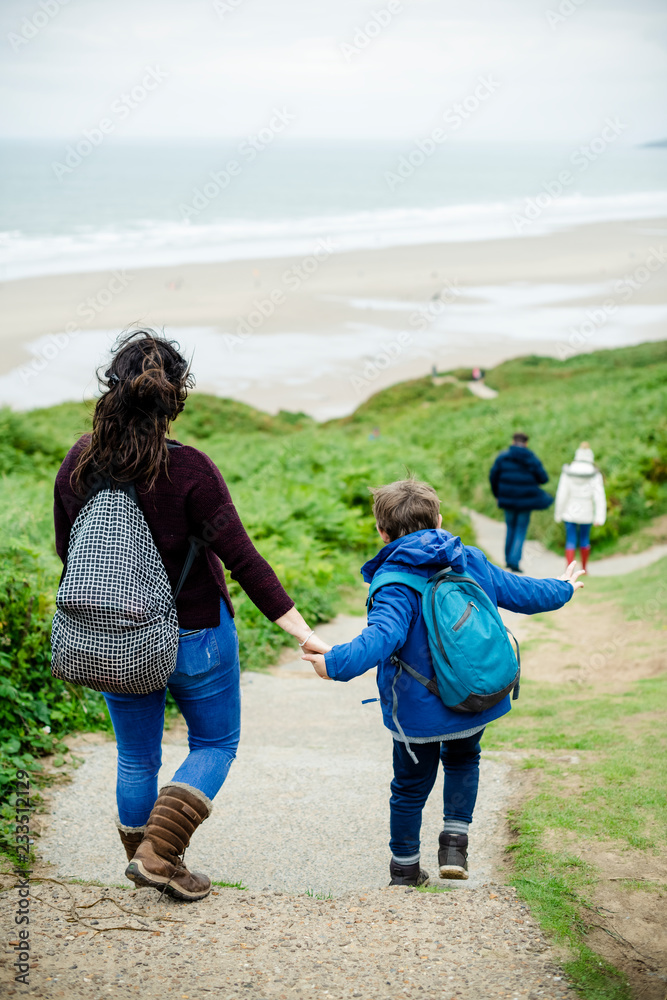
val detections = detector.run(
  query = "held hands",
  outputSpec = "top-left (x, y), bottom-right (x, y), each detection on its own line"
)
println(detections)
top-left (559, 560), bottom-right (586, 594)
top-left (301, 650), bottom-right (330, 679)
top-left (300, 632), bottom-right (331, 655)
top-left (299, 632), bottom-right (331, 679)
top-left (274, 608), bottom-right (332, 676)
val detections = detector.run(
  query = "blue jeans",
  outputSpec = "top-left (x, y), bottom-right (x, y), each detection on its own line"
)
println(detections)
top-left (389, 730), bottom-right (485, 862)
top-left (504, 508), bottom-right (531, 569)
top-left (103, 600), bottom-right (241, 828)
top-left (564, 521), bottom-right (591, 549)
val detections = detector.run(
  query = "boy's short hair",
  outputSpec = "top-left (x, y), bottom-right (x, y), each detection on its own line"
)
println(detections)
top-left (369, 478), bottom-right (441, 541)
top-left (512, 432), bottom-right (529, 444)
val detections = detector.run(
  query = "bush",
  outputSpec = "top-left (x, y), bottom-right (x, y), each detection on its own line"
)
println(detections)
top-left (0, 547), bottom-right (110, 861)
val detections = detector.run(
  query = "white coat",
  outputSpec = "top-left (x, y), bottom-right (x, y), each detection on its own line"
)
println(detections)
top-left (555, 457), bottom-right (606, 526)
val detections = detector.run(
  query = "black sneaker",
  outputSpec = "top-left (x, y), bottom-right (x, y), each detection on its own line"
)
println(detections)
top-left (389, 859), bottom-right (429, 887)
top-left (438, 833), bottom-right (469, 880)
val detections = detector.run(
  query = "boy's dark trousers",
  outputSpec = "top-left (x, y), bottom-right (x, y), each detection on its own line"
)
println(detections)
top-left (389, 730), bottom-right (485, 863)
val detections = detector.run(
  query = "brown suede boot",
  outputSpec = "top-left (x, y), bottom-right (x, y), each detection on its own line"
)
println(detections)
top-left (125, 783), bottom-right (213, 902)
top-left (116, 819), bottom-right (145, 862)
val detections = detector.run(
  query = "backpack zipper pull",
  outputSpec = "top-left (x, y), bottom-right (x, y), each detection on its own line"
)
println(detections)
top-left (452, 601), bottom-right (479, 631)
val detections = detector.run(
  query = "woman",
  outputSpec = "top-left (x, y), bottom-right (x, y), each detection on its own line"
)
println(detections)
top-left (554, 441), bottom-right (606, 570)
top-left (54, 331), bottom-right (328, 902)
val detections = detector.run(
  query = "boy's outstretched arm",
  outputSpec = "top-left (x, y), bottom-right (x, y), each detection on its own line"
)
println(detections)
top-left (302, 585), bottom-right (415, 681)
top-left (470, 548), bottom-right (584, 615)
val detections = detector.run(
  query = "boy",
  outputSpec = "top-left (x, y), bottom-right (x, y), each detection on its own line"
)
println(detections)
top-left (302, 479), bottom-right (583, 886)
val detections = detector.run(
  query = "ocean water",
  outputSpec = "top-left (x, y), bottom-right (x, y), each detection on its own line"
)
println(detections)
top-left (1, 139), bottom-right (666, 280)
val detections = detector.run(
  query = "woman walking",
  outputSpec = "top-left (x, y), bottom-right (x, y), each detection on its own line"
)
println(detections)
top-left (54, 331), bottom-right (328, 901)
top-left (554, 442), bottom-right (606, 570)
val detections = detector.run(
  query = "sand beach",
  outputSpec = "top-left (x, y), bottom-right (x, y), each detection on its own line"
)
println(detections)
top-left (1, 215), bottom-right (666, 418)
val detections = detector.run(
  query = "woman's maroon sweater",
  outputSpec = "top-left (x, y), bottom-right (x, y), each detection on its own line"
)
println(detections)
top-left (53, 436), bottom-right (295, 629)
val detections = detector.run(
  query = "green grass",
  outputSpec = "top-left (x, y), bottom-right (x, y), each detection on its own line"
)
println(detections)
top-left (211, 879), bottom-right (247, 890)
top-left (0, 338), bottom-right (665, 915)
top-left (485, 559), bottom-right (667, 998)
top-left (505, 820), bottom-right (631, 1000)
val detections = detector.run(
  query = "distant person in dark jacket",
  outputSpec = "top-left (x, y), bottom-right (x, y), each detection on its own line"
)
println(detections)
top-left (489, 432), bottom-right (553, 572)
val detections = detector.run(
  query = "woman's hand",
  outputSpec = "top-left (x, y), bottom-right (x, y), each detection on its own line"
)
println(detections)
top-left (272, 607), bottom-right (331, 656)
top-left (559, 560), bottom-right (586, 593)
top-left (301, 651), bottom-right (330, 679)
top-left (273, 606), bottom-right (312, 641)
top-left (302, 634), bottom-right (332, 655)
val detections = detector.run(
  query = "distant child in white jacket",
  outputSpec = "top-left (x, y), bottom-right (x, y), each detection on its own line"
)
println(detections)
top-left (554, 442), bottom-right (606, 570)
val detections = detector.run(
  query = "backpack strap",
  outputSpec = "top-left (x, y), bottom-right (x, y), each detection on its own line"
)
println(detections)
top-left (170, 536), bottom-right (206, 608)
top-left (367, 571), bottom-right (428, 609)
top-left (391, 654), bottom-right (440, 699)
top-left (368, 570), bottom-right (437, 765)
top-left (506, 627), bottom-right (521, 700)
top-left (78, 442), bottom-right (207, 609)
top-left (390, 661), bottom-right (419, 765)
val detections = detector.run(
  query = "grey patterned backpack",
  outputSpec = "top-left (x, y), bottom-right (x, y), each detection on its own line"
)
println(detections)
top-left (51, 465), bottom-right (199, 694)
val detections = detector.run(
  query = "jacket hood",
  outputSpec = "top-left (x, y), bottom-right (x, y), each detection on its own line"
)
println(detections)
top-left (563, 459), bottom-right (596, 478)
top-left (574, 446), bottom-right (594, 463)
top-left (507, 445), bottom-right (535, 465)
top-left (361, 528), bottom-right (467, 583)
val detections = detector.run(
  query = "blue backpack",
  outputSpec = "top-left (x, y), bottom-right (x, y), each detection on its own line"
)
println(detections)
top-left (368, 568), bottom-right (520, 715)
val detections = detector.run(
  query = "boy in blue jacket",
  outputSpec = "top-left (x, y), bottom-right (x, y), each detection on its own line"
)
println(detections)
top-left (302, 478), bottom-right (583, 886)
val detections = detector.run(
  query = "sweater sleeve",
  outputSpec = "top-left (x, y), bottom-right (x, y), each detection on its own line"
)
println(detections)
top-left (186, 452), bottom-right (294, 621)
top-left (53, 478), bottom-right (72, 564)
top-left (325, 585), bottom-right (416, 682)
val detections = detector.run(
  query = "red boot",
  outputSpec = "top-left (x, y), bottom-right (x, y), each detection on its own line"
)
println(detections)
top-left (565, 547), bottom-right (575, 568)
top-left (580, 546), bottom-right (590, 571)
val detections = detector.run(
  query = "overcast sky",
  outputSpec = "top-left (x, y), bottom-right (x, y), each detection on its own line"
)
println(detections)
top-left (1, 0), bottom-right (665, 142)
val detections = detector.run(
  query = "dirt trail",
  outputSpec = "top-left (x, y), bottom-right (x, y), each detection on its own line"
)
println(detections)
top-left (6, 525), bottom-right (662, 997)
top-left (2, 613), bottom-right (583, 999)
top-left (36, 617), bottom-right (514, 896)
top-left (467, 508), bottom-right (667, 578)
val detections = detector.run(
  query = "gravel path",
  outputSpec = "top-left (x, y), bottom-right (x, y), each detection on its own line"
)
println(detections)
top-left (1, 880), bottom-right (581, 1000)
top-left (4, 604), bottom-right (587, 997)
top-left (38, 617), bottom-right (514, 896)
top-left (466, 381), bottom-right (499, 400)
top-left (467, 507), bottom-right (667, 578)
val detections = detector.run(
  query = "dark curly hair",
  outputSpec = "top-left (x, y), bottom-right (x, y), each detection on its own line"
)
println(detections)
top-left (71, 330), bottom-right (194, 496)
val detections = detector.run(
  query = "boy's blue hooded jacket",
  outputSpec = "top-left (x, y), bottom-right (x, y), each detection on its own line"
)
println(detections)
top-left (324, 529), bottom-right (573, 742)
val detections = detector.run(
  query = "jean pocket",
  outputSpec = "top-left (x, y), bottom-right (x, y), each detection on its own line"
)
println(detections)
top-left (174, 629), bottom-right (221, 677)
